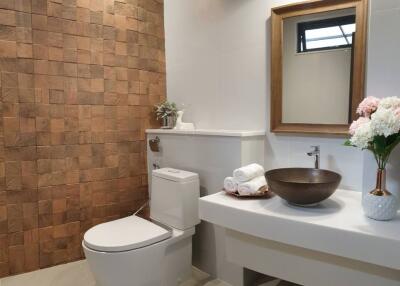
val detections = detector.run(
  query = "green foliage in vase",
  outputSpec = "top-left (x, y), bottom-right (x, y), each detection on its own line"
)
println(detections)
top-left (154, 100), bottom-right (178, 120)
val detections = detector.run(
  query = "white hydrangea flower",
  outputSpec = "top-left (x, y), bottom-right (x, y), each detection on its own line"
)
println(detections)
top-left (350, 121), bottom-right (373, 149)
top-left (370, 107), bottom-right (400, 137)
top-left (378, 97), bottom-right (400, 110)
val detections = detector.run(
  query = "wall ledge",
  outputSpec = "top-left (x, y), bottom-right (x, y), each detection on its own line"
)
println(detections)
top-left (145, 129), bottom-right (266, 137)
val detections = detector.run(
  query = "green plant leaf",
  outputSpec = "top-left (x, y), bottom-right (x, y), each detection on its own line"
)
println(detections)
top-left (343, 139), bottom-right (354, 147)
top-left (153, 100), bottom-right (178, 119)
top-left (373, 135), bottom-right (386, 156)
top-left (385, 134), bottom-right (400, 154)
top-left (386, 133), bottom-right (399, 146)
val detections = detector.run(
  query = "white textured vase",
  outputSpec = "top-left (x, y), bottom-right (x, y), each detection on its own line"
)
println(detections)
top-left (362, 169), bottom-right (398, 221)
top-left (362, 192), bottom-right (398, 221)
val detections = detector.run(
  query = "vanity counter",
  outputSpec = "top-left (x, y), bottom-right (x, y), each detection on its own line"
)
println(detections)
top-left (199, 189), bottom-right (400, 270)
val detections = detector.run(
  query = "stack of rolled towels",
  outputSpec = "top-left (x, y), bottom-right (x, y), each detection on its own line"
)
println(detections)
top-left (224, 163), bottom-right (267, 196)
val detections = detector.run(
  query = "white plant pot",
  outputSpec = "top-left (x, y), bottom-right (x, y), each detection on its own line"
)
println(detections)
top-left (362, 192), bottom-right (398, 221)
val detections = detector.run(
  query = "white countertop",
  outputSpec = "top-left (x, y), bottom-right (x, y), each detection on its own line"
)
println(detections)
top-left (199, 189), bottom-right (400, 270)
top-left (146, 129), bottom-right (266, 137)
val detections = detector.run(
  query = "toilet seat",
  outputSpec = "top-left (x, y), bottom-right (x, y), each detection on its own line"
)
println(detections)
top-left (84, 215), bottom-right (171, 252)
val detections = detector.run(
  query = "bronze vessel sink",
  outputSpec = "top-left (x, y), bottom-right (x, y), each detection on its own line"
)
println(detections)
top-left (265, 168), bottom-right (341, 206)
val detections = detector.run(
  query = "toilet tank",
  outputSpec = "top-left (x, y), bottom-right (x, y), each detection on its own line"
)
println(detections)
top-left (150, 168), bottom-right (200, 230)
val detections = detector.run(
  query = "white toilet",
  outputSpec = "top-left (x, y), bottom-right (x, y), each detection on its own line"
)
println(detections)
top-left (83, 168), bottom-right (200, 286)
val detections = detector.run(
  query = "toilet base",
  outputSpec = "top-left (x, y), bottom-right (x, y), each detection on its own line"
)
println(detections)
top-left (163, 232), bottom-right (193, 286)
top-left (83, 239), bottom-right (165, 286)
top-left (83, 227), bottom-right (195, 286)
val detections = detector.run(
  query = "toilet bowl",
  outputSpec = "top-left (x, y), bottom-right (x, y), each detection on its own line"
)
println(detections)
top-left (83, 168), bottom-right (200, 286)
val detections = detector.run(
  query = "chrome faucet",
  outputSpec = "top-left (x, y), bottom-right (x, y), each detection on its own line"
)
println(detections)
top-left (307, 146), bottom-right (320, 169)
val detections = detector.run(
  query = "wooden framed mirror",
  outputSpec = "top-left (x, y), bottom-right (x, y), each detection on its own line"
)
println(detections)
top-left (270, 0), bottom-right (368, 135)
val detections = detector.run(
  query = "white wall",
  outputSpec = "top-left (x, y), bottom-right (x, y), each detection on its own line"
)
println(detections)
top-left (164, 0), bottom-right (267, 130)
top-left (364, 0), bottom-right (400, 197)
top-left (146, 133), bottom-right (265, 286)
top-left (165, 0), bottom-right (364, 192)
top-left (164, 0), bottom-right (400, 282)
top-left (283, 10), bottom-right (353, 124)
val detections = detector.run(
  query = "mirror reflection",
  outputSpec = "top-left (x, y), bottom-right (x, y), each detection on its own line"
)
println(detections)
top-left (282, 8), bottom-right (356, 125)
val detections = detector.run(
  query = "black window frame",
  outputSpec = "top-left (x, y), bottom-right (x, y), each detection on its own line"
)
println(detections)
top-left (297, 15), bottom-right (356, 53)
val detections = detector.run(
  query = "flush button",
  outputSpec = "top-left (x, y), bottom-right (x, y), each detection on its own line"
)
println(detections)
top-left (167, 169), bottom-right (180, 173)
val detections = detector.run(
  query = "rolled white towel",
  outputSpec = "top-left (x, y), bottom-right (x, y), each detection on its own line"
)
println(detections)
top-left (238, 176), bottom-right (267, 196)
top-left (233, 163), bottom-right (265, 182)
top-left (224, 177), bottom-right (238, 193)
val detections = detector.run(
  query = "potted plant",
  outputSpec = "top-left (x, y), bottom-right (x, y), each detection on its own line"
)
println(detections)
top-left (154, 100), bottom-right (178, 129)
top-left (345, 96), bottom-right (400, 220)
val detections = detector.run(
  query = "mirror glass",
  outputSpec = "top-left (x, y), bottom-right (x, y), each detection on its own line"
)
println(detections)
top-left (282, 8), bottom-right (356, 125)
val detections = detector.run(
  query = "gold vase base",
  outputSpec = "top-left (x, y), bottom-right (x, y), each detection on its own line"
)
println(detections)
top-left (369, 189), bottom-right (392, 197)
top-left (370, 169), bottom-right (392, 197)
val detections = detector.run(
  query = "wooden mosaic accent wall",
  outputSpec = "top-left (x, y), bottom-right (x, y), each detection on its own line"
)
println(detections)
top-left (0, 0), bottom-right (165, 276)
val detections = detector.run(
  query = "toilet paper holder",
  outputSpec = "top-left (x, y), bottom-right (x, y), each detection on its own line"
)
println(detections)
top-left (149, 136), bottom-right (160, 152)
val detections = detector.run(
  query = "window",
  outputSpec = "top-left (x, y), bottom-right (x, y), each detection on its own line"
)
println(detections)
top-left (297, 15), bottom-right (356, 53)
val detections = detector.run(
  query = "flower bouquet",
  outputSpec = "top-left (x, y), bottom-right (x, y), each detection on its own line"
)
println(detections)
top-left (345, 96), bottom-right (400, 220)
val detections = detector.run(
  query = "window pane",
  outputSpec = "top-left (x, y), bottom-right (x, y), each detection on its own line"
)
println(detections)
top-left (346, 36), bottom-right (353, 44)
top-left (341, 23), bottom-right (356, 35)
top-left (305, 26), bottom-right (342, 40)
top-left (306, 37), bottom-right (348, 50)
top-left (297, 15), bottom-right (355, 52)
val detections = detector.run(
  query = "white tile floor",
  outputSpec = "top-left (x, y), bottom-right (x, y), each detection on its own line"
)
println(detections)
top-left (0, 260), bottom-right (295, 286)
top-left (0, 260), bottom-right (96, 286)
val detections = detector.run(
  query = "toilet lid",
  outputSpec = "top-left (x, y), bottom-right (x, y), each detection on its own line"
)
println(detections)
top-left (84, 215), bottom-right (171, 252)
